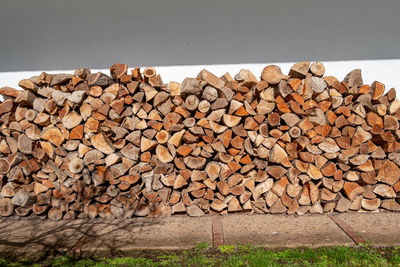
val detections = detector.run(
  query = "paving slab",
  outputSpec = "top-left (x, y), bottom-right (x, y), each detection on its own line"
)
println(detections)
top-left (0, 218), bottom-right (92, 254)
top-left (1, 213), bottom-right (400, 254)
top-left (78, 216), bottom-right (213, 251)
top-left (337, 212), bottom-right (400, 247)
top-left (221, 214), bottom-right (353, 248)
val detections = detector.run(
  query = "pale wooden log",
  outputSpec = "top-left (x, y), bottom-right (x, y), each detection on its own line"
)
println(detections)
top-left (309, 202), bottom-right (323, 214)
top-left (310, 62), bottom-right (325, 77)
top-left (18, 134), bottom-right (32, 154)
top-left (318, 138), bottom-right (340, 153)
top-left (180, 78), bottom-right (203, 96)
top-left (265, 191), bottom-right (278, 207)
top-left (269, 144), bottom-right (288, 164)
top-left (154, 130), bottom-right (169, 144)
top-left (87, 72), bottom-right (111, 88)
top-left (234, 69), bottom-right (258, 82)
top-left (169, 81), bottom-right (181, 96)
top-left (381, 199), bottom-right (400, 211)
top-left (197, 69), bottom-right (225, 89)
top-left (208, 109), bottom-right (225, 121)
top-left (168, 130), bottom-right (185, 147)
top-left (223, 114), bottom-right (241, 127)
top-left (89, 86), bottom-right (103, 97)
top-left (14, 206), bottom-right (31, 216)
top-left (203, 86), bottom-right (218, 102)
top-left (156, 144), bottom-right (174, 163)
top-left (209, 121), bottom-right (227, 134)
top-left (184, 156), bottom-right (207, 170)
top-left (281, 113), bottom-right (300, 127)
top-left (33, 113), bottom-right (50, 126)
top-left (352, 126), bottom-right (372, 147)
top-left (288, 127), bottom-right (301, 138)
top-left (212, 98), bottom-right (229, 110)
top-left (51, 73), bottom-right (72, 86)
top-left (69, 158), bottom-right (84, 174)
top-left (110, 63), bottom-right (128, 80)
top-left (320, 188), bottom-right (337, 201)
top-left (0, 198), bottom-right (14, 217)
top-left (0, 99), bottom-right (13, 115)
top-left (289, 61), bottom-right (310, 79)
top-left (343, 182), bottom-right (364, 201)
top-left (384, 115), bottom-right (399, 130)
top-left (311, 77), bottom-right (326, 94)
top-left (48, 208), bottom-right (63, 220)
top-left (32, 204), bottom-right (46, 215)
top-left (253, 179), bottom-right (273, 201)
top-left (185, 95), bottom-right (199, 111)
top-left (91, 133), bottom-right (115, 154)
top-left (373, 184), bottom-right (396, 198)
top-left (34, 182), bottom-right (48, 195)
top-left (198, 100), bottom-right (211, 113)
top-left (227, 197), bottom-right (242, 212)
top-left (11, 189), bottom-right (36, 207)
top-left (6, 137), bottom-right (18, 154)
top-left (41, 127), bottom-right (65, 147)
top-left (61, 111), bottom-right (82, 129)
top-left (150, 91), bottom-right (168, 108)
top-left (228, 100), bottom-right (243, 114)
top-left (141, 136), bottom-right (157, 152)
top-left (271, 177), bottom-right (288, 197)
top-left (1, 182), bottom-right (17, 198)
top-left (26, 125), bottom-right (41, 140)
top-left (15, 90), bottom-right (36, 107)
top-left (287, 183), bottom-right (302, 198)
top-left (334, 195), bottom-right (351, 212)
top-left (261, 65), bottom-right (287, 85)
top-left (0, 86), bottom-right (20, 98)
top-left (143, 67), bottom-right (156, 81)
top-left (121, 143), bottom-right (140, 160)
top-left (307, 165), bottom-right (322, 180)
top-left (344, 69), bottom-right (363, 88)
top-left (256, 100), bottom-right (275, 115)
top-left (269, 199), bottom-right (287, 214)
top-left (0, 159), bottom-right (10, 174)
top-left (361, 198), bottom-right (380, 211)
top-left (9, 166), bottom-right (25, 184)
top-left (376, 160), bottom-right (400, 185)
top-left (389, 99), bottom-right (400, 114)
top-left (0, 140), bottom-right (10, 154)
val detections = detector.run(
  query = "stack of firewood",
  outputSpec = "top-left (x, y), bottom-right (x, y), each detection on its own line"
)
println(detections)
top-left (0, 61), bottom-right (399, 219)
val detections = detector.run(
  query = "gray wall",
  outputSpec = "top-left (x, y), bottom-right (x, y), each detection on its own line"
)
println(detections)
top-left (1, 0), bottom-right (400, 72)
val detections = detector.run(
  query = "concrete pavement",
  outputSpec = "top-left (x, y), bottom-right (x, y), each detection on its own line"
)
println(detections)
top-left (0, 212), bottom-right (399, 255)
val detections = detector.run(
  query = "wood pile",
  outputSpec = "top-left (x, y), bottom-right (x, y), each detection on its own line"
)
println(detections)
top-left (1, 61), bottom-right (400, 220)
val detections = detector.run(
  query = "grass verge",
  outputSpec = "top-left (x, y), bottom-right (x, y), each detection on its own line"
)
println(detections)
top-left (0, 243), bottom-right (399, 266)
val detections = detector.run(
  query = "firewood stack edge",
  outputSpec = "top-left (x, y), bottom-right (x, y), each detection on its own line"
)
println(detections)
top-left (0, 62), bottom-right (400, 219)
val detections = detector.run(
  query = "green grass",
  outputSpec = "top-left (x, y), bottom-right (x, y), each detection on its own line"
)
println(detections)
top-left (0, 244), bottom-right (399, 266)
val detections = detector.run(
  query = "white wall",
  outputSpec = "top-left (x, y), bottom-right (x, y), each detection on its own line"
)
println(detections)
top-left (1, 0), bottom-right (400, 72)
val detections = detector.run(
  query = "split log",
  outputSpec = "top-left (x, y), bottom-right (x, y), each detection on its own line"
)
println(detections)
top-left (0, 198), bottom-right (14, 217)
top-left (156, 145), bottom-right (174, 163)
top-left (91, 133), bottom-right (115, 154)
top-left (289, 62), bottom-right (309, 79)
top-left (11, 190), bottom-right (36, 207)
top-left (310, 62), bottom-right (325, 77)
top-left (261, 65), bottom-right (287, 85)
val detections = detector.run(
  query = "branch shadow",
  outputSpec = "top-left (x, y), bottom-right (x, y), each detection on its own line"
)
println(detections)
top-left (0, 217), bottom-right (163, 259)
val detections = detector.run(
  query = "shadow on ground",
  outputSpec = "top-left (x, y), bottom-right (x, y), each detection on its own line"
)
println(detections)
top-left (0, 218), bottom-right (161, 257)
